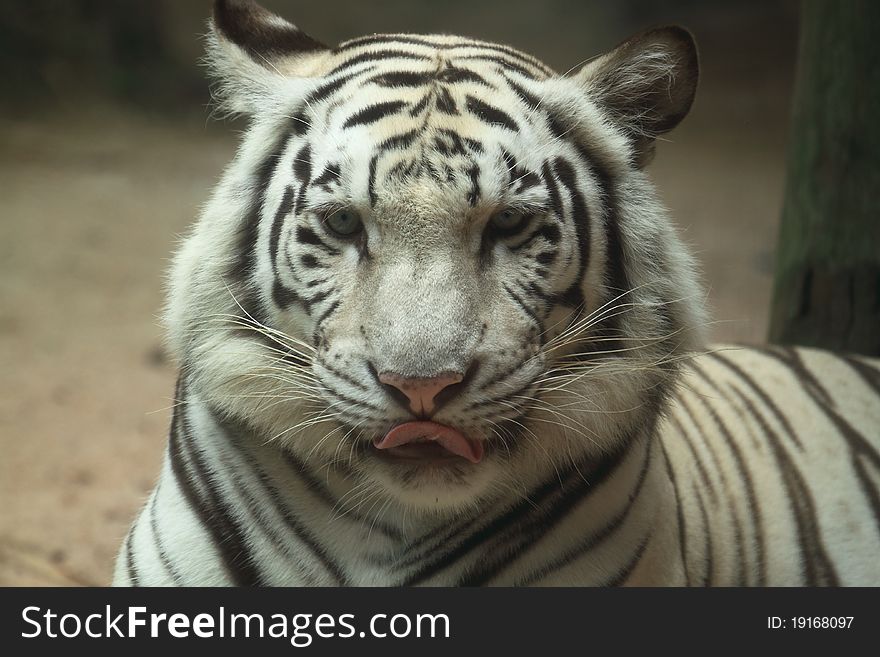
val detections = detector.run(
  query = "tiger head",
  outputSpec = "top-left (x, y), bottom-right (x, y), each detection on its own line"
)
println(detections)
top-left (167, 0), bottom-right (705, 513)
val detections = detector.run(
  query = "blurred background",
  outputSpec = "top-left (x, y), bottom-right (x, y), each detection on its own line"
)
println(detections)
top-left (0, 0), bottom-right (799, 585)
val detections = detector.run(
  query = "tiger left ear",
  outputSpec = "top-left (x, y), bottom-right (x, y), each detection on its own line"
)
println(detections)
top-left (207, 0), bottom-right (330, 115)
top-left (571, 26), bottom-right (699, 167)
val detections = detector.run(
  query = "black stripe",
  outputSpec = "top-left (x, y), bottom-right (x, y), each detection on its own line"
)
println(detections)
top-left (511, 441), bottom-right (653, 586)
top-left (334, 35), bottom-right (554, 75)
top-left (510, 222), bottom-right (560, 252)
top-left (512, 171), bottom-right (542, 194)
top-left (706, 352), bottom-right (804, 451)
top-left (725, 381), bottom-right (840, 586)
top-left (220, 422), bottom-right (348, 585)
top-left (569, 143), bottom-right (630, 351)
top-left (432, 134), bottom-right (463, 157)
top-left (380, 129), bottom-right (420, 152)
top-left (503, 283), bottom-right (542, 327)
top-left (455, 441), bottom-right (637, 586)
top-left (761, 349), bottom-right (880, 530)
top-left (311, 163), bottom-right (341, 189)
top-left (280, 347), bottom-right (310, 370)
top-left (269, 186), bottom-right (305, 310)
top-left (842, 354), bottom-right (880, 396)
top-left (553, 156), bottom-right (590, 309)
top-left (436, 86), bottom-right (459, 115)
top-left (409, 94), bottom-right (430, 116)
top-left (368, 70), bottom-right (433, 87)
top-left (300, 254), bottom-right (325, 269)
top-left (455, 54), bottom-right (540, 79)
top-left (466, 163), bottom-right (480, 206)
top-left (503, 74), bottom-right (540, 112)
top-left (343, 100), bottom-right (408, 128)
top-left (463, 137), bottom-right (484, 154)
top-left (398, 419), bottom-right (632, 586)
top-left (437, 66), bottom-right (492, 86)
top-left (500, 148), bottom-right (516, 172)
top-left (290, 110), bottom-right (310, 136)
top-left (759, 347), bottom-right (835, 407)
top-left (693, 475), bottom-right (714, 586)
top-left (386, 157), bottom-right (418, 181)
top-left (315, 299), bottom-right (341, 330)
top-left (467, 375), bottom-right (537, 418)
top-left (391, 515), bottom-right (484, 570)
top-left (281, 450), bottom-right (403, 542)
top-left (168, 381), bottom-right (264, 586)
top-left (368, 154), bottom-right (379, 206)
top-left (304, 72), bottom-right (359, 105)
top-left (602, 533), bottom-right (652, 586)
top-left (665, 408), bottom-right (718, 505)
top-left (325, 50), bottom-right (431, 77)
top-left (148, 487), bottom-right (184, 585)
top-left (687, 361), bottom-right (768, 586)
top-left (854, 456), bottom-right (880, 534)
top-left (546, 111), bottom-right (570, 141)
top-left (400, 452), bottom-right (604, 585)
top-left (471, 355), bottom-right (535, 401)
top-left (519, 172), bottom-right (545, 193)
top-left (439, 128), bottom-right (475, 155)
top-left (317, 357), bottom-right (369, 392)
top-left (227, 135), bottom-right (290, 286)
top-left (446, 41), bottom-right (554, 76)
top-left (293, 144), bottom-right (312, 216)
top-left (541, 161), bottom-right (564, 221)
top-left (465, 95), bottom-right (518, 131)
top-left (306, 404), bottom-right (374, 430)
top-left (659, 439), bottom-right (692, 585)
top-left (674, 391), bottom-right (749, 586)
top-left (124, 529), bottom-right (140, 586)
top-left (321, 377), bottom-right (385, 413)
top-left (335, 34), bottom-right (443, 52)
top-left (525, 281), bottom-right (553, 304)
top-left (306, 288), bottom-right (334, 307)
top-left (175, 396), bottom-right (270, 586)
top-left (295, 225), bottom-right (340, 255)
top-left (534, 251), bottom-right (556, 268)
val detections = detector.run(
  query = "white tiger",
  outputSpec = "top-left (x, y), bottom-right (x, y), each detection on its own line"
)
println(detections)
top-left (115, 0), bottom-right (880, 586)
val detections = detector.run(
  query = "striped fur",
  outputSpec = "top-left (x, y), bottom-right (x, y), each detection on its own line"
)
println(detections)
top-left (117, 347), bottom-right (880, 586)
top-left (115, 1), bottom-right (880, 586)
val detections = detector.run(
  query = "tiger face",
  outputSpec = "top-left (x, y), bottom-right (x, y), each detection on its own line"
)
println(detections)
top-left (167, 0), bottom-right (705, 513)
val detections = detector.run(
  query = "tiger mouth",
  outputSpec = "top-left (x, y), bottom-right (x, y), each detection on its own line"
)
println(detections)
top-left (372, 420), bottom-right (484, 464)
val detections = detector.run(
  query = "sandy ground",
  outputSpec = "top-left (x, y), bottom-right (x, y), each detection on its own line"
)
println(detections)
top-left (0, 56), bottom-right (792, 584)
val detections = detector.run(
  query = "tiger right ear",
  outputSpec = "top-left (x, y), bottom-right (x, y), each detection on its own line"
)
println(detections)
top-left (570, 26), bottom-right (698, 167)
top-left (207, 0), bottom-right (330, 116)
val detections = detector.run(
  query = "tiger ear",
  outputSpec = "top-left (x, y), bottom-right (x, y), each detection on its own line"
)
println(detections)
top-left (571, 26), bottom-right (698, 167)
top-left (207, 0), bottom-right (330, 116)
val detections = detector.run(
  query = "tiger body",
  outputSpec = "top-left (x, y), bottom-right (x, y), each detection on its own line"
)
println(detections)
top-left (118, 346), bottom-right (880, 586)
top-left (115, 0), bottom-right (880, 586)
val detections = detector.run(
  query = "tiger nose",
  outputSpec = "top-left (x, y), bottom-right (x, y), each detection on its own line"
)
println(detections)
top-left (377, 371), bottom-right (465, 417)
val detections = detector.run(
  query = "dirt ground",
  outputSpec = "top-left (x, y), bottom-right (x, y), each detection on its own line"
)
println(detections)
top-left (0, 42), bottom-right (794, 584)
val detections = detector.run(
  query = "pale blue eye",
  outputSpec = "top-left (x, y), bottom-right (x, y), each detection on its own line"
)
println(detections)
top-left (490, 208), bottom-right (527, 232)
top-left (325, 208), bottom-right (363, 237)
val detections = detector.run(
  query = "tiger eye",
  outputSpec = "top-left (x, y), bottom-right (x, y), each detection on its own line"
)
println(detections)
top-left (489, 208), bottom-right (529, 235)
top-left (324, 208), bottom-right (364, 237)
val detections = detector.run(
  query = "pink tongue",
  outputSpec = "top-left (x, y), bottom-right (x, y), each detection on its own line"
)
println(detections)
top-left (374, 421), bottom-right (484, 464)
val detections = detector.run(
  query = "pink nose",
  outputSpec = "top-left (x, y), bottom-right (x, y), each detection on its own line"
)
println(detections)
top-left (378, 372), bottom-right (464, 417)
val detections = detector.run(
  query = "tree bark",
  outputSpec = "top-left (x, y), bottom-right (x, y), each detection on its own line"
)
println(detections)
top-left (769, 0), bottom-right (880, 356)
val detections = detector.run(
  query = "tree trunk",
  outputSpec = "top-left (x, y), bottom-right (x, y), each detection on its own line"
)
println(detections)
top-left (769, 0), bottom-right (880, 356)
